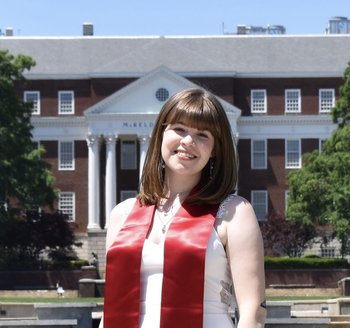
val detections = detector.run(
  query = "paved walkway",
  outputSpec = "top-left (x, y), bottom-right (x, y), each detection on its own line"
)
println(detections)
top-left (266, 288), bottom-right (340, 298)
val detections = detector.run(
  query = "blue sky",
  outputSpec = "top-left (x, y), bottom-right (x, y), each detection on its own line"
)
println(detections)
top-left (0, 0), bottom-right (349, 36)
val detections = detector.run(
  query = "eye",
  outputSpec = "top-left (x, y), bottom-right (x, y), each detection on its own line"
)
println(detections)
top-left (171, 124), bottom-right (186, 134)
top-left (174, 127), bottom-right (185, 132)
top-left (197, 132), bottom-right (210, 139)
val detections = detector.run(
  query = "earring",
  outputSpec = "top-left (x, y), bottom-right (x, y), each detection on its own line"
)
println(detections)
top-left (209, 158), bottom-right (214, 179)
top-left (162, 160), bottom-right (165, 169)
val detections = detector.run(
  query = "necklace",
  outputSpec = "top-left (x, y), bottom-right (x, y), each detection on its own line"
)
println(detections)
top-left (156, 193), bottom-right (187, 234)
top-left (156, 203), bottom-right (175, 234)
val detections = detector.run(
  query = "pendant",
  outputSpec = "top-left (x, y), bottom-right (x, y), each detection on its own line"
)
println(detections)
top-left (162, 225), bottom-right (166, 234)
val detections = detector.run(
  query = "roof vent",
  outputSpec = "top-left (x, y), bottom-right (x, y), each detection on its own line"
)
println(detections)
top-left (83, 23), bottom-right (94, 36)
top-left (5, 27), bottom-right (13, 37)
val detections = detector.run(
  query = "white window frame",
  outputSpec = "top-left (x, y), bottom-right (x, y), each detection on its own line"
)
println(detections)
top-left (251, 139), bottom-right (267, 169)
top-left (285, 89), bottom-right (301, 113)
top-left (58, 91), bottom-right (75, 114)
top-left (59, 141), bottom-right (75, 170)
top-left (285, 190), bottom-right (289, 214)
top-left (32, 140), bottom-right (41, 158)
top-left (319, 89), bottom-right (335, 113)
top-left (251, 190), bottom-right (268, 221)
top-left (58, 192), bottom-right (75, 221)
top-left (121, 139), bottom-right (137, 170)
top-left (251, 89), bottom-right (267, 113)
top-left (24, 91), bottom-right (40, 115)
top-left (285, 139), bottom-right (301, 169)
top-left (320, 246), bottom-right (337, 258)
top-left (120, 190), bottom-right (138, 202)
top-left (319, 139), bottom-right (326, 152)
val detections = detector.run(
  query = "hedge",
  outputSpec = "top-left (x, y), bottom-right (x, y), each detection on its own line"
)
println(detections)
top-left (265, 256), bottom-right (349, 269)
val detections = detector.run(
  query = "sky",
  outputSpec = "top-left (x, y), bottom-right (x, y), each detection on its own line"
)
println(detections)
top-left (0, 0), bottom-right (349, 37)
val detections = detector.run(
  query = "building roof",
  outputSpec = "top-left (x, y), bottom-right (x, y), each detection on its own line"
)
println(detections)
top-left (1, 35), bottom-right (350, 79)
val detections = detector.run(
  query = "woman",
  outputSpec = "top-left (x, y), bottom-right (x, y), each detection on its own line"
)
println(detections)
top-left (100, 88), bottom-right (266, 328)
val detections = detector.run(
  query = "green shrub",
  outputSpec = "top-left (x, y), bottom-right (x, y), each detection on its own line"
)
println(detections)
top-left (0, 250), bottom-right (89, 271)
top-left (0, 210), bottom-right (84, 271)
top-left (265, 256), bottom-right (349, 269)
top-left (45, 259), bottom-right (89, 270)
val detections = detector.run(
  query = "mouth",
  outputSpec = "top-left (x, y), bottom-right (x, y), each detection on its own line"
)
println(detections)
top-left (174, 150), bottom-right (197, 159)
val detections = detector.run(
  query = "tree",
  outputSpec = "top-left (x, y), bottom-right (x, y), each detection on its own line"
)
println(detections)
top-left (0, 50), bottom-right (57, 211)
top-left (0, 209), bottom-right (80, 270)
top-left (261, 212), bottom-right (316, 257)
top-left (332, 62), bottom-right (350, 127)
top-left (287, 62), bottom-right (350, 257)
top-left (0, 50), bottom-right (79, 269)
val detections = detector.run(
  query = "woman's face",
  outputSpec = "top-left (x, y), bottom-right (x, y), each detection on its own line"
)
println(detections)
top-left (161, 122), bottom-right (215, 180)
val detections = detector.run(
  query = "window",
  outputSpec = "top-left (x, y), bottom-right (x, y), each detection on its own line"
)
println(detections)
top-left (285, 190), bottom-right (289, 213)
top-left (319, 89), bottom-right (335, 113)
top-left (155, 88), bottom-right (170, 102)
top-left (285, 89), bottom-right (301, 113)
top-left (121, 140), bottom-right (137, 170)
top-left (319, 139), bottom-right (326, 152)
top-left (58, 192), bottom-right (75, 221)
top-left (251, 140), bottom-right (267, 169)
top-left (121, 190), bottom-right (138, 201)
top-left (31, 141), bottom-right (41, 158)
top-left (251, 89), bottom-right (267, 113)
top-left (24, 91), bottom-right (40, 115)
top-left (58, 91), bottom-right (74, 114)
top-left (285, 139), bottom-right (301, 168)
top-left (320, 247), bottom-right (336, 258)
top-left (251, 191), bottom-right (268, 221)
top-left (59, 141), bottom-right (74, 170)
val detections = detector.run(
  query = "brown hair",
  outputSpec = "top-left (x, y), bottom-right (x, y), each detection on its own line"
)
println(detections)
top-left (138, 88), bottom-right (238, 205)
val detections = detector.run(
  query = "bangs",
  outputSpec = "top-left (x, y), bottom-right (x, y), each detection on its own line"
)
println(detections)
top-left (164, 101), bottom-right (219, 136)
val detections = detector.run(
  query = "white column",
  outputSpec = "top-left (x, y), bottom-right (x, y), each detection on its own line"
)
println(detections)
top-left (138, 135), bottom-right (150, 181)
top-left (105, 135), bottom-right (117, 229)
top-left (87, 135), bottom-right (100, 230)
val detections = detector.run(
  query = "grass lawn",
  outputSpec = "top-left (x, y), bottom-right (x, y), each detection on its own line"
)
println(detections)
top-left (0, 296), bottom-right (103, 303)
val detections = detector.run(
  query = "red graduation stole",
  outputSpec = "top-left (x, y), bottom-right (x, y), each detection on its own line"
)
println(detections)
top-left (103, 199), bottom-right (219, 328)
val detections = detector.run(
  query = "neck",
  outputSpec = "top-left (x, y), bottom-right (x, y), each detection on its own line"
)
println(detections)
top-left (163, 170), bottom-right (200, 201)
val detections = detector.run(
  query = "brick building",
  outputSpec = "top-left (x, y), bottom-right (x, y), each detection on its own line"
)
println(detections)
top-left (1, 34), bottom-right (350, 272)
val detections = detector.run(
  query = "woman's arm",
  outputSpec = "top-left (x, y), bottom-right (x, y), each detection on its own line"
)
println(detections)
top-left (98, 198), bottom-right (136, 328)
top-left (225, 197), bottom-right (266, 328)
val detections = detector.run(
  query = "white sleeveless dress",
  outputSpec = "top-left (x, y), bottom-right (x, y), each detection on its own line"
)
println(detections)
top-left (139, 224), bottom-right (236, 328)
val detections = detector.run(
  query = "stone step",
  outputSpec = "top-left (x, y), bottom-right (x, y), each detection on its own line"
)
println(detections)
top-left (329, 316), bottom-right (350, 322)
top-left (266, 318), bottom-right (330, 328)
top-left (329, 323), bottom-right (350, 328)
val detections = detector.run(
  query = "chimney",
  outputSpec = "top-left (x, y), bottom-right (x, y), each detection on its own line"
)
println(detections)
top-left (83, 23), bottom-right (94, 36)
top-left (5, 27), bottom-right (13, 36)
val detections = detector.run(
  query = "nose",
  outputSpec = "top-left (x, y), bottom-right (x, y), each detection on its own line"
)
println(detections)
top-left (180, 134), bottom-right (195, 146)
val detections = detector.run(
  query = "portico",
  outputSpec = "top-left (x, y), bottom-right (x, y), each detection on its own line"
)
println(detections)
top-left (84, 66), bottom-right (241, 231)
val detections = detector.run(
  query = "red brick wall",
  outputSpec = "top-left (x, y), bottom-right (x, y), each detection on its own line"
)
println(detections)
top-left (17, 78), bottom-right (136, 116)
top-left (238, 138), bottom-right (320, 215)
top-left (41, 140), bottom-right (88, 233)
top-left (188, 77), bottom-right (235, 104)
top-left (266, 269), bottom-right (350, 288)
top-left (233, 77), bottom-right (341, 116)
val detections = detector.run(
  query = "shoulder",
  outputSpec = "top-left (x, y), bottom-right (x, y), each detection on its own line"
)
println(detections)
top-left (110, 197), bottom-right (136, 218)
top-left (217, 194), bottom-right (255, 222)
top-left (220, 195), bottom-right (261, 247)
top-left (215, 194), bottom-right (258, 247)
top-left (106, 198), bottom-right (137, 250)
